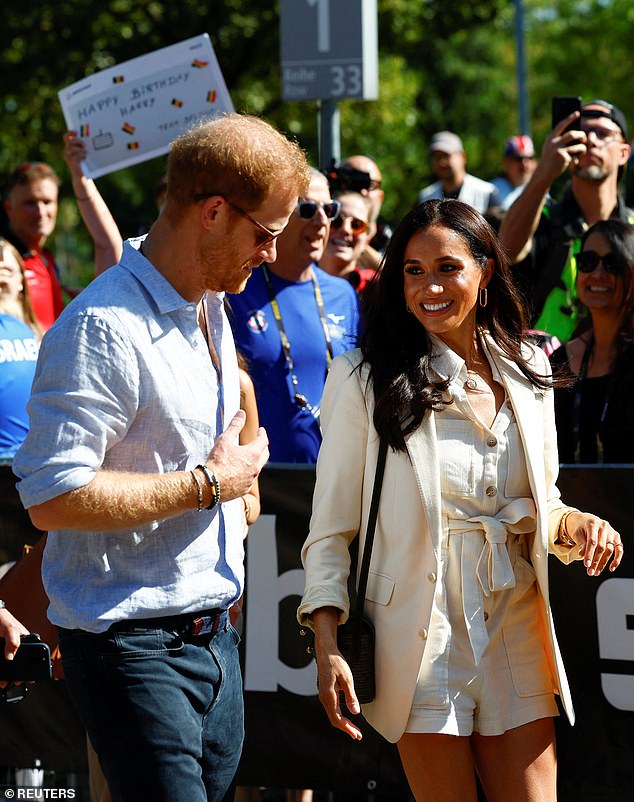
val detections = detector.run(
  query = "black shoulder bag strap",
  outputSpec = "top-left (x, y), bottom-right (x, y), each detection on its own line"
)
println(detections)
top-left (349, 437), bottom-right (388, 643)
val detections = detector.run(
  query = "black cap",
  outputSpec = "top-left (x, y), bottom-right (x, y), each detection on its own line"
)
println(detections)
top-left (581, 99), bottom-right (628, 142)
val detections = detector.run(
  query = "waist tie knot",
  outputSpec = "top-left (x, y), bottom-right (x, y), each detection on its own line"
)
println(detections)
top-left (447, 497), bottom-right (537, 664)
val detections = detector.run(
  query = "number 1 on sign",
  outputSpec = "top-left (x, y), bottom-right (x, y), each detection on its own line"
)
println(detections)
top-left (307, 0), bottom-right (330, 53)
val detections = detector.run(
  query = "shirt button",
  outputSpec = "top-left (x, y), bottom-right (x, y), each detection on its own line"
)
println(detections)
top-left (419, 628), bottom-right (428, 640)
top-left (485, 485), bottom-right (497, 497)
top-left (427, 572), bottom-right (437, 583)
top-left (487, 436), bottom-right (497, 447)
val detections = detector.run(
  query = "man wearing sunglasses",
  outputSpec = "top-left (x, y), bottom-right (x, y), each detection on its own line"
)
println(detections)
top-left (229, 169), bottom-right (360, 464)
top-left (14, 114), bottom-right (310, 802)
top-left (499, 99), bottom-right (633, 342)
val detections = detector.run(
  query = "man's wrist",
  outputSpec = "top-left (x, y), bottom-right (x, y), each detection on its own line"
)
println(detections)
top-left (197, 464), bottom-right (221, 509)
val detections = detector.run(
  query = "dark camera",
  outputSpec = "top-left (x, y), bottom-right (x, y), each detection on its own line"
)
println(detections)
top-left (326, 161), bottom-right (372, 194)
top-left (0, 633), bottom-right (52, 683)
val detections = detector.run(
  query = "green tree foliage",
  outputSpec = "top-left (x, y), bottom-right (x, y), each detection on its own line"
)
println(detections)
top-left (2, 1), bottom-right (633, 285)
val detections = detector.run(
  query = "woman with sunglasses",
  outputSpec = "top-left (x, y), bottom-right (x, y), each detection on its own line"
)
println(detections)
top-left (550, 219), bottom-right (634, 463)
top-left (320, 191), bottom-right (375, 293)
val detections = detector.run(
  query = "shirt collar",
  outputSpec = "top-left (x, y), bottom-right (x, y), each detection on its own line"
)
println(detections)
top-left (427, 330), bottom-right (502, 386)
top-left (122, 237), bottom-right (224, 315)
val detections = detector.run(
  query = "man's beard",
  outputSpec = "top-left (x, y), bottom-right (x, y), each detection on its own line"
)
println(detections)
top-left (572, 163), bottom-right (610, 182)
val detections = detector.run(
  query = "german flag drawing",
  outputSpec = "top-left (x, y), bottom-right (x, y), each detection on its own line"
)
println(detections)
top-left (122, 122), bottom-right (136, 135)
top-left (171, 98), bottom-right (183, 108)
top-left (79, 124), bottom-right (90, 137)
top-left (112, 75), bottom-right (125, 84)
top-left (207, 90), bottom-right (217, 103)
top-left (127, 141), bottom-right (140, 150)
top-left (192, 59), bottom-right (209, 68)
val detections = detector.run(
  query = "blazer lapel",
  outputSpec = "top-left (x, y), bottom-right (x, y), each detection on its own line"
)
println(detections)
top-left (405, 411), bottom-right (443, 561)
top-left (485, 340), bottom-right (547, 516)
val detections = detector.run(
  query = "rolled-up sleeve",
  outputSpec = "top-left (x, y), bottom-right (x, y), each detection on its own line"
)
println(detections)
top-left (14, 312), bottom-right (138, 508)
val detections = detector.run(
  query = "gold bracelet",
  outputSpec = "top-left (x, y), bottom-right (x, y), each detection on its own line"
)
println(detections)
top-left (556, 510), bottom-right (577, 547)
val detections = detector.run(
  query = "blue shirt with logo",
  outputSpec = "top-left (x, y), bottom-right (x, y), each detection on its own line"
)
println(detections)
top-left (0, 314), bottom-right (39, 462)
top-left (229, 265), bottom-right (360, 463)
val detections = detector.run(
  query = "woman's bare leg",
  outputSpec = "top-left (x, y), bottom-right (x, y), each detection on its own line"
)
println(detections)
top-left (398, 733), bottom-right (478, 802)
top-left (471, 717), bottom-right (557, 802)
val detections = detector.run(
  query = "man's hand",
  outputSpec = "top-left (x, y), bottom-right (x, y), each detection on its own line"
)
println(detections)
top-left (63, 131), bottom-right (87, 181)
top-left (206, 410), bottom-right (269, 502)
top-left (0, 608), bottom-right (29, 688)
top-left (534, 111), bottom-right (588, 185)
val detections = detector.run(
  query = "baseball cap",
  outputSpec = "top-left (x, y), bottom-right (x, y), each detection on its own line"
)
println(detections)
top-left (581, 99), bottom-right (628, 141)
top-left (429, 131), bottom-right (463, 155)
top-left (504, 135), bottom-right (535, 159)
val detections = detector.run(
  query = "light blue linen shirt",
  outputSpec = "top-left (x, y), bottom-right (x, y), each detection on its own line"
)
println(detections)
top-left (14, 239), bottom-right (243, 633)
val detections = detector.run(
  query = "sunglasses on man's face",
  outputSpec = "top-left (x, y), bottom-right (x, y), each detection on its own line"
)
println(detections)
top-left (576, 250), bottom-right (623, 275)
top-left (296, 200), bottom-right (341, 220)
top-left (330, 213), bottom-right (369, 234)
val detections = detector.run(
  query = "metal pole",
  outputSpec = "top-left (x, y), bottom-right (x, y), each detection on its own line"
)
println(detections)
top-left (318, 98), bottom-right (341, 171)
top-left (514, 0), bottom-right (530, 136)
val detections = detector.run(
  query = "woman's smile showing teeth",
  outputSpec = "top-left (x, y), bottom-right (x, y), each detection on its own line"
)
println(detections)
top-left (422, 300), bottom-right (452, 311)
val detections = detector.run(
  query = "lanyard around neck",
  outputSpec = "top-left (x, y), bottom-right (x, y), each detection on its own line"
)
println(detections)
top-left (260, 263), bottom-right (334, 413)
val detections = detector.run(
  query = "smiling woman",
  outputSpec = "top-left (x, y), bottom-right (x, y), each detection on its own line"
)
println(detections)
top-left (298, 199), bottom-right (624, 802)
top-left (319, 190), bottom-right (372, 283)
top-left (550, 218), bottom-right (634, 463)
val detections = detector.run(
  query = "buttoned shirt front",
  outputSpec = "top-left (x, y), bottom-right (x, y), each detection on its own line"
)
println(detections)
top-left (14, 239), bottom-right (242, 632)
top-left (419, 335), bottom-right (537, 679)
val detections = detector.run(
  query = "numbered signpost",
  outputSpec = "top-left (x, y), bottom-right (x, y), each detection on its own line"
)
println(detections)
top-left (280, 0), bottom-right (378, 169)
top-left (280, 0), bottom-right (378, 102)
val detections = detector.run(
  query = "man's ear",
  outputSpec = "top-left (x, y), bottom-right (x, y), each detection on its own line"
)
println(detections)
top-left (618, 141), bottom-right (632, 167)
top-left (198, 195), bottom-right (224, 231)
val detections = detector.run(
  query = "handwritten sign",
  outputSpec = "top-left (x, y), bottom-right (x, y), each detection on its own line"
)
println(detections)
top-left (58, 34), bottom-right (233, 178)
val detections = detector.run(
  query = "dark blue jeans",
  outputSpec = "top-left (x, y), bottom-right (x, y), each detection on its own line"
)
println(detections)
top-left (58, 615), bottom-right (243, 802)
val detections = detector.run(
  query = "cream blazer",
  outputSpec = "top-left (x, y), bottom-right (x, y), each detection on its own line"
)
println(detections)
top-left (298, 338), bottom-right (581, 744)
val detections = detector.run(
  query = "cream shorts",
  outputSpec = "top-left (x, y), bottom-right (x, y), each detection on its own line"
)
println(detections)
top-left (406, 535), bottom-right (559, 737)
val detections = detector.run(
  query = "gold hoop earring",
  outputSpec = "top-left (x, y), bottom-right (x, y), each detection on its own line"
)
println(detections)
top-left (479, 287), bottom-right (488, 308)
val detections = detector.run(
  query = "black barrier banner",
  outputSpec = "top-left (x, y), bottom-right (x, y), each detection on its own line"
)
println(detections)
top-left (1, 465), bottom-right (633, 801)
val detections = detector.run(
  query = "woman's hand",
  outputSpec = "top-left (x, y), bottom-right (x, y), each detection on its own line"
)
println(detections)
top-left (311, 607), bottom-right (363, 741)
top-left (565, 511), bottom-right (623, 576)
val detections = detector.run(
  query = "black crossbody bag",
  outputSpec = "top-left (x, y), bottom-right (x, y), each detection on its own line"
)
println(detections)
top-left (303, 438), bottom-right (388, 704)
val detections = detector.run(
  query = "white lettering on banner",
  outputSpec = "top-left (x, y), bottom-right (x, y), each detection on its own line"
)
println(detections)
top-left (244, 514), bottom-right (317, 696)
top-left (596, 578), bottom-right (634, 710)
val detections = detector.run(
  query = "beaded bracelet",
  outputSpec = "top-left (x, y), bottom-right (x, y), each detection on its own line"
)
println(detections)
top-left (197, 464), bottom-right (221, 510)
top-left (190, 469), bottom-right (204, 512)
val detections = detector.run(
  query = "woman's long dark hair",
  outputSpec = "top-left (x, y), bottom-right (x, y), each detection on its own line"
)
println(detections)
top-left (580, 218), bottom-right (634, 386)
top-left (361, 199), bottom-right (549, 451)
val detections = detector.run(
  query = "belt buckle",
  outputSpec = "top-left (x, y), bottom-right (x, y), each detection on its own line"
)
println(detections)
top-left (191, 614), bottom-right (218, 637)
